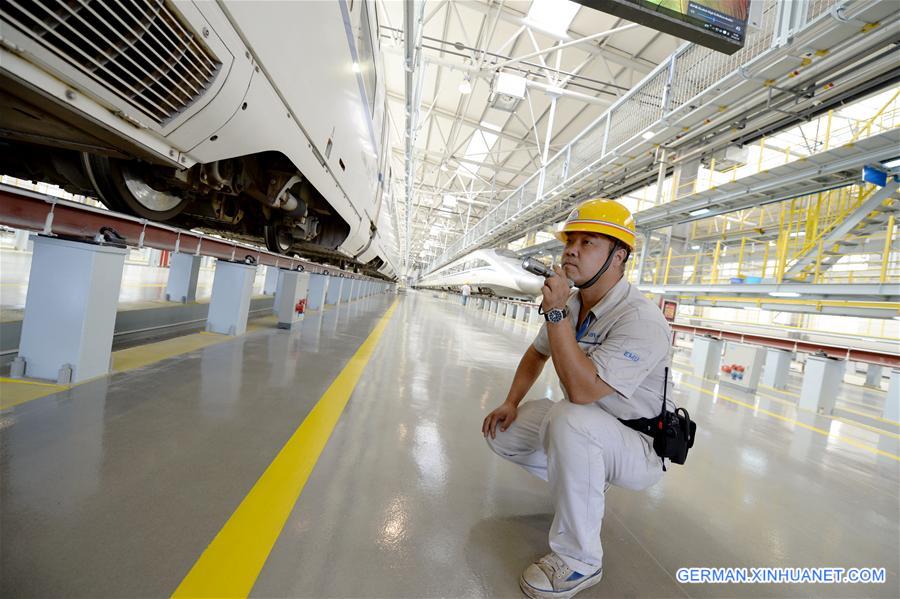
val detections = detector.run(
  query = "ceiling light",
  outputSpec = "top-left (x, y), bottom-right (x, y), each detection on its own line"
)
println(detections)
top-left (882, 157), bottom-right (900, 169)
top-left (648, 287), bottom-right (665, 294)
top-left (459, 76), bottom-right (472, 95)
top-left (689, 208), bottom-right (710, 216)
top-left (691, 244), bottom-right (701, 250)
top-left (768, 291), bottom-right (801, 298)
top-left (642, 131), bottom-right (656, 140)
top-left (479, 120), bottom-right (502, 132)
top-left (351, 62), bottom-right (360, 73)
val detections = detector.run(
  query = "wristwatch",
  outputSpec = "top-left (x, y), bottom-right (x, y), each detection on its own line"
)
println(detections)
top-left (544, 306), bottom-right (569, 323)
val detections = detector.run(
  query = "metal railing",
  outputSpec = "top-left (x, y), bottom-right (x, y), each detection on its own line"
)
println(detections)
top-left (628, 183), bottom-right (899, 287)
top-left (424, 0), bottom-right (896, 272)
top-left (425, 0), bottom-right (787, 273)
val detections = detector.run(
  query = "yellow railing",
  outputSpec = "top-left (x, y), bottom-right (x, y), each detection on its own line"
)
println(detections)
top-left (664, 88), bottom-right (900, 203)
top-left (630, 217), bottom-right (898, 287)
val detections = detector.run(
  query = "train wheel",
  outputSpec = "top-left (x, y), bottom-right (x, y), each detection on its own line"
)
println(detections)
top-left (84, 154), bottom-right (189, 220)
top-left (264, 223), bottom-right (294, 254)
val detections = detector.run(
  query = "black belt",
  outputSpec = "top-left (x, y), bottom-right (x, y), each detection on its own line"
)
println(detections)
top-left (618, 416), bottom-right (660, 438)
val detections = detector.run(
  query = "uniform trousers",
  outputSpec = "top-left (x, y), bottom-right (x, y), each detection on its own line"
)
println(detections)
top-left (486, 398), bottom-right (663, 573)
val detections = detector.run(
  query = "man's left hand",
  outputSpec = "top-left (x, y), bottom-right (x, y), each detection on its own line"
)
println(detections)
top-left (541, 265), bottom-right (569, 312)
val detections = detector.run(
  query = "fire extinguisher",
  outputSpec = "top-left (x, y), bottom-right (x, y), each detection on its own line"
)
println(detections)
top-left (295, 298), bottom-right (307, 315)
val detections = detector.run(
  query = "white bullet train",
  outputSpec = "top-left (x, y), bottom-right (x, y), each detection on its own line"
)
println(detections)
top-left (415, 249), bottom-right (544, 300)
top-left (0, 0), bottom-right (397, 278)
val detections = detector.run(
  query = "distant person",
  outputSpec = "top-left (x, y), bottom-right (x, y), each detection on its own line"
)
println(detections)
top-left (461, 282), bottom-right (471, 306)
top-left (482, 199), bottom-right (674, 599)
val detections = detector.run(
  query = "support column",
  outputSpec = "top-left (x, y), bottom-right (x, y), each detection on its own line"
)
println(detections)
top-left (262, 265), bottom-right (279, 296)
top-left (636, 231), bottom-right (652, 285)
top-left (274, 269), bottom-right (310, 329)
top-left (307, 273), bottom-right (328, 311)
top-left (14, 228), bottom-right (30, 251)
top-left (691, 336), bottom-right (724, 379)
top-left (761, 348), bottom-right (792, 390)
top-left (884, 369), bottom-right (900, 422)
top-left (864, 364), bottom-right (883, 389)
top-left (799, 356), bottom-right (846, 415)
top-left (165, 252), bottom-right (202, 303)
top-left (520, 305), bottom-right (531, 322)
top-left (13, 235), bottom-right (126, 383)
top-left (206, 260), bottom-right (255, 336)
top-left (326, 276), bottom-right (342, 305)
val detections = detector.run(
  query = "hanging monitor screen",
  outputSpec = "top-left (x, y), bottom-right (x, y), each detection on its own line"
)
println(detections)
top-left (573, 0), bottom-right (750, 54)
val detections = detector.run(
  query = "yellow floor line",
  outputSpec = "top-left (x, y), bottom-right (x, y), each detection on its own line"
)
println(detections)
top-left (676, 380), bottom-right (899, 462)
top-left (833, 416), bottom-right (900, 440)
top-left (760, 384), bottom-right (800, 398)
top-left (754, 389), bottom-right (798, 408)
top-left (1, 315), bottom-right (285, 410)
top-left (675, 366), bottom-right (900, 438)
top-left (111, 333), bottom-right (231, 373)
top-left (0, 376), bottom-right (64, 387)
top-left (0, 379), bottom-right (69, 411)
top-left (836, 396), bottom-right (885, 411)
top-left (172, 300), bottom-right (399, 599)
top-left (833, 405), bottom-right (899, 427)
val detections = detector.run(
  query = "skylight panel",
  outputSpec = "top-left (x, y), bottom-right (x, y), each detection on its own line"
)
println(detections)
top-left (457, 130), bottom-right (499, 178)
top-left (524, 0), bottom-right (580, 38)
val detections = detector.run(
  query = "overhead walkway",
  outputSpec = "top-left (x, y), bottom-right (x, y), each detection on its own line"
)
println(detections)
top-left (634, 129), bottom-right (899, 230)
top-left (423, 0), bottom-right (899, 274)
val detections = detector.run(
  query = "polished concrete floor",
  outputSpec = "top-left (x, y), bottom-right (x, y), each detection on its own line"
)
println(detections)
top-left (1, 291), bottom-right (898, 598)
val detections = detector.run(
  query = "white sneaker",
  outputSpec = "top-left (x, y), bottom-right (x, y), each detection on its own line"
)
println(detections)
top-left (519, 552), bottom-right (603, 599)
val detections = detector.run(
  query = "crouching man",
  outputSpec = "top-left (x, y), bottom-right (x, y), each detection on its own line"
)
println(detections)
top-left (482, 199), bottom-right (673, 599)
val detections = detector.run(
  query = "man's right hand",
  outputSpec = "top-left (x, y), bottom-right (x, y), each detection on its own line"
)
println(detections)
top-left (482, 401), bottom-right (518, 439)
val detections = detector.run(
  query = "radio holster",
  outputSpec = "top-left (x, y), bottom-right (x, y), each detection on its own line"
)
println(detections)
top-left (618, 367), bottom-right (696, 469)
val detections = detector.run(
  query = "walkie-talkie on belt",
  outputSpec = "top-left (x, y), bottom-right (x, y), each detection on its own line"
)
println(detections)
top-left (619, 366), bottom-right (696, 469)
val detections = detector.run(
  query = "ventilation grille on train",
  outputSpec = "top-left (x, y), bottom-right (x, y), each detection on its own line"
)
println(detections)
top-left (1, 0), bottom-right (221, 125)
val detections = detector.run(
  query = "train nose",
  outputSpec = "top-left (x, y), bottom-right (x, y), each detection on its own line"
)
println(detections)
top-left (518, 273), bottom-right (544, 296)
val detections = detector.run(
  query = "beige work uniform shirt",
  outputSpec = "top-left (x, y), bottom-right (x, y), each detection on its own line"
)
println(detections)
top-left (532, 276), bottom-right (674, 420)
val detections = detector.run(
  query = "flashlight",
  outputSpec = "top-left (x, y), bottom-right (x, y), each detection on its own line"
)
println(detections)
top-left (522, 257), bottom-right (553, 278)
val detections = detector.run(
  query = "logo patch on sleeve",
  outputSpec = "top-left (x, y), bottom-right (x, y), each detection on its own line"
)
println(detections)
top-left (623, 351), bottom-right (640, 362)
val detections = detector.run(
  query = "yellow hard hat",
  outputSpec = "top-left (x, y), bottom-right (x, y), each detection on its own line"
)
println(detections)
top-left (555, 198), bottom-right (635, 250)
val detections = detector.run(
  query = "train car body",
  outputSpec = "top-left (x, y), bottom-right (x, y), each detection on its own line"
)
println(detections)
top-left (0, 0), bottom-right (397, 278)
top-left (416, 249), bottom-right (544, 300)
